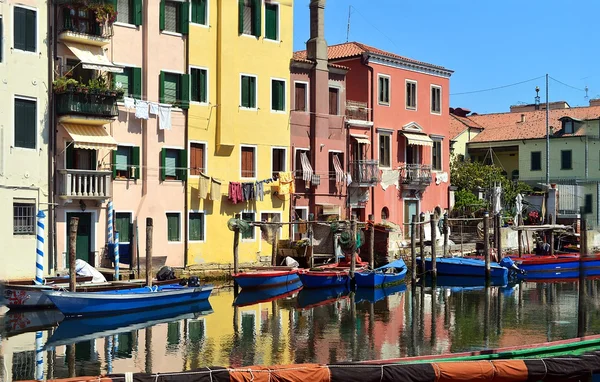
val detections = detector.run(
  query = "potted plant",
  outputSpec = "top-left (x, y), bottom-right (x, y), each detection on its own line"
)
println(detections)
top-left (52, 76), bottom-right (78, 94)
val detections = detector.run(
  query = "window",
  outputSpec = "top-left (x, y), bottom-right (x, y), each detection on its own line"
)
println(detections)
top-left (431, 85), bottom-right (441, 114)
top-left (406, 80), bottom-right (417, 109)
top-left (295, 149), bottom-right (309, 179)
top-left (116, 0), bottom-right (131, 24)
top-left (241, 212), bottom-right (255, 240)
top-left (239, 0), bottom-right (260, 37)
top-left (160, 71), bottom-right (190, 108)
top-left (271, 148), bottom-right (286, 177)
top-left (271, 79), bottom-right (285, 112)
top-left (329, 87), bottom-right (339, 115)
top-left (62, 6), bottom-right (97, 35)
top-left (14, 98), bottom-right (36, 149)
top-left (260, 212), bottom-right (282, 238)
top-left (189, 212), bottom-right (205, 241)
top-left (166, 212), bottom-right (181, 242)
top-left (13, 201), bottom-right (35, 235)
top-left (241, 146), bottom-right (256, 178)
top-left (378, 75), bottom-right (390, 105)
top-left (294, 82), bottom-right (307, 112)
top-left (432, 140), bottom-right (442, 171)
top-left (190, 142), bottom-right (206, 175)
top-left (161, 148), bottom-right (187, 181)
top-left (113, 67), bottom-right (142, 99)
top-left (561, 150), bottom-right (572, 170)
top-left (329, 152), bottom-right (344, 181)
top-left (563, 120), bottom-right (574, 134)
top-left (113, 146), bottom-right (140, 179)
top-left (241, 75), bottom-right (257, 109)
top-left (265, 2), bottom-right (279, 40)
top-left (114, 212), bottom-right (132, 243)
top-left (14, 6), bottom-right (36, 52)
top-left (584, 194), bottom-right (593, 214)
top-left (191, 0), bottom-right (207, 25)
top-left (65, 59), bottom-right (93, 85)
top-left (161, 0), bottom-right (189, 34)
top-left (190, 68), bottom-right (208, 103)
top-left (531, 151), bottom-right (542, 171)
top-left (378, 133), bottom-right (391, 168)
top-left (381, 207), bottom-right (389, 220)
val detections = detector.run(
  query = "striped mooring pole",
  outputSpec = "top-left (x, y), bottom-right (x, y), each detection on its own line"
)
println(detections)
top-left (106, 336), bottom-right (113, 374)
top-left (35, 210), bottom-right (46, 285)
top-left (35, 330), bottom-right (43, 381)
top-left (114, 231), bottom-right (120, 281)
top-left (107, 200), bottom-right (114, 244)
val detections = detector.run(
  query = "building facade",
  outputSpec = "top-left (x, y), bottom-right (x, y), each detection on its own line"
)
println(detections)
top-left (186, 0), bottom-right (293, 265)
top-left (0, 0), bottom-right (51, 279)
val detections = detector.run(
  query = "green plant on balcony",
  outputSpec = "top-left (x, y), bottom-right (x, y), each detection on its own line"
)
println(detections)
top-left (86, 3), bottom-right (117, 26)
top-left (53, 76), bottom-right (79, 94)
top-left (53, 74), bottom-right (124, 97)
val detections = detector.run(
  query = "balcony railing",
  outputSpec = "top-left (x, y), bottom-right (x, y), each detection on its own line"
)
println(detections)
top-left (58, 169), bottom-right (112, 199)
top-left (350, 160), bottom-right (380, 186)
top-left (56, 91), bottom-right (119, 118)
top-left (346, 100), bottom-right (369, 121)
top-left (399, 164), bottom-right (432, 187)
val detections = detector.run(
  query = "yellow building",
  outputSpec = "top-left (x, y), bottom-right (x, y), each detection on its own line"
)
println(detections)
top-left (186, 0), bottom-right (293, 265)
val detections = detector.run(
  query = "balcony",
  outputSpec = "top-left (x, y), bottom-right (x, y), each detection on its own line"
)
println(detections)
top-left (56, 91), bottom-right (119, 125)
top-left (57, 3), bottom-right (113, 46)
top-left (346, 100), bottom-right (369, 121)
top-left (399, 164), bottom-right (432, 188)
top-left (58, 169), bottom-right (112, 200)
top-left (350, 160), bottom-right (380, 187)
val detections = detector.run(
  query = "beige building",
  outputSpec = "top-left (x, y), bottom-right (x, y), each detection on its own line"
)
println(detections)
top-left (0, 0), bottom-right (51, 279)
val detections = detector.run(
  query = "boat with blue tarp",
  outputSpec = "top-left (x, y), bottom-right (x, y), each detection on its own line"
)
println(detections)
top-left (417, 256), bottom-right (508, 283)
top-left (354, 259), bottom-right (407, 288)
top-left (233, 267), bottom-right (300, 290)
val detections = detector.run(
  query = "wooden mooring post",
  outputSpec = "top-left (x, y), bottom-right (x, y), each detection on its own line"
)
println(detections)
top-left (496, 214), bottom-right (502, 260)
top-left (233, 214), bottom-right (241, 275)
top-left (68, 217), bottom-right (79, 292)
top-left (271, 232), bottom-right (279, 266)
top-left (578, 214), bottom-right (587, 338)
top-left (145, 218), bottom-right (153, 287)
top-left (350, 214), bottom-right (357, 281)
top-left (131, 220), bottom-right (138, 278)
top-left (430, 214), bottom-right (437, 279)
top-left (368, 214), bottom-right (375, 270)
top-left (549, 214), bottom-right (555, 256)
top-left (442, 213), bottom-right (449, 258)
top-left (410, 214), bottom-right (417, 283)
top-left (483, 212), bottom-right (490, 279)
top-left (419, 212), bottom-right (425, 259)
top-left (517, 215), bottom-right (523, 257)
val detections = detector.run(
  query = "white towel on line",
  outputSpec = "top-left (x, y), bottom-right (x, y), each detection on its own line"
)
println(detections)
top-left (123, 97), bottom-right (135, 109)
top-left (149, 102), bottom-right (159, 115)
top-left (159, 104), bottom-right (172, 130)
top-left (135, 100), bottom-right (149, 120)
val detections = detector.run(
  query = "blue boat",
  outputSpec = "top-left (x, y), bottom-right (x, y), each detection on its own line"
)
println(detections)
top-left (354, 259), bottom-right (407, 288)
top-left (45, 284), bottom-right (213, 316)
top-left (513, 255), bottom-right (600, 280)
top-left (354, 283), bottom-right (407, 303)
top-left (233, 268), bottom-right (299, 290)
top-left (298, 268), bottom-right (350, 288)
top-left (421, 274), bottom-right (508, 288)
top-left (233, 280), bottom-right (303, 307)
top-left (417, 257), bottom-right (508, 284)
top-left (297, 285), bottom-right (350, 309)
top-left (44, 300), bottom-right (213, 349)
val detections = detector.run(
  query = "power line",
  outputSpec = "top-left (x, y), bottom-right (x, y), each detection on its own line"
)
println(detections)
top-left (451, 75), bottom-right (545, 96)
top-left (348, 5), bottom-right (400, 51)
top-left (549, 76), bottom-right (586, 92)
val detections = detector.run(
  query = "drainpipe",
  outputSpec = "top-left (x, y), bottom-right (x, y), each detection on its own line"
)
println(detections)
top-left (585, 136), bottom-right (589, 180)
top-left (364, 54), bottom-right (375, 220)
top-left (183, 17), bottom-right (190, 268)
top-left (50, 2), bottom-right (58, 272)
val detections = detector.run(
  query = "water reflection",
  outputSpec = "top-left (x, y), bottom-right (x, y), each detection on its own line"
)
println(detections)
top-left (1, 279), bottom-right (600, 381)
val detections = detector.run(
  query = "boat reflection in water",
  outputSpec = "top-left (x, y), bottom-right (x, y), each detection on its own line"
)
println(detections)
top-left (296, 285), bottom-right (350, 310)
top-left (233, 280), bottom-right (303, 307)
top-left (354, 283), bottom-right (407, 304)
top-left (1, 309), bottom-right (63, 338)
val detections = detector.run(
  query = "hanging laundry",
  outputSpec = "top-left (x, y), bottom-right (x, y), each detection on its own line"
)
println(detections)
top-left (297, 219), bottom-right (307, 234)
top-left (380, 169), bottom-right (400, 190)
top-left (198, 173), bottom-right (210, 199)
top-left (300, 152), bottom-right (313, 182)
top-left (158, 104), bottom-right (172, 130)
top-left (228, 182), bottom-right (243, 204)
top-left (277, 171), bottom-right (295, 195)
top-left (346, 172), bottom-right (353, 186)
top-left (255, 181), bottom-right (264, 201)
top-left (242, 182), bottom-right (255, 201)
top-left (149, 102), bottom-right (159, 115)
top-left (332, 154), bottom-right (345, 183)
top-left (123, 97), bottom-right (135, 109)
top-left (135, 100), bottom-right (149, 120)
top-left (209, 178), bottom-right (221, 201)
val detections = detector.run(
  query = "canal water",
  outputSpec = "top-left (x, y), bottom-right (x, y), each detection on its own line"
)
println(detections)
top-left (1, 279), bottom-right (600, 381)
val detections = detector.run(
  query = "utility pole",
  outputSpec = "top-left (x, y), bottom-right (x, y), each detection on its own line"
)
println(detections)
top-left (346, 5), bottom-right (351, 42)
top-left (545, 73), bottom-right (550, 186)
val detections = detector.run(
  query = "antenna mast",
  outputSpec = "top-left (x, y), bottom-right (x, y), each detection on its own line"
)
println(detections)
top-left (346, 5), bottom-right (351, 42)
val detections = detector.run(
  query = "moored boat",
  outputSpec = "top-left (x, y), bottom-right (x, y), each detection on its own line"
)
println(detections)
top-left (511, 254), bottom-right (600, 279)
top-left (417, 257), bottom-right (508, 283)
top-left (45, 284), bottom-right (213, 316)
top-left (298, 267), bottom-right (351, 289)
top-left (354, 259), bottom-right (407, 288)
top-left (233, 267), bottom-right (299, 290)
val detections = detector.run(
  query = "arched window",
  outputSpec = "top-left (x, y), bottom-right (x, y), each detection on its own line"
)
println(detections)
top-left (381, 207), bottom-right (389, 220)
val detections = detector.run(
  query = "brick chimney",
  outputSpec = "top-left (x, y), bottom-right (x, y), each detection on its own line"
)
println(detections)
top-left (306, 0), bottom-right (328, 71)
top-left (590, 99), bottom-right (600, 107)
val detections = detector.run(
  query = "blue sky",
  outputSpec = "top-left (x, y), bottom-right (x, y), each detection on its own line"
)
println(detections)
top-left (292, 0), bottom-right (597, 114)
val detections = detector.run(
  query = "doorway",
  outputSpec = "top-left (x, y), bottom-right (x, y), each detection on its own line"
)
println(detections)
top-left (405, 141), bottom-right (420, 164)
top-left (404, 200), bottom-right (419, 239)
top-left (66, 212), bottom-right (93, 265)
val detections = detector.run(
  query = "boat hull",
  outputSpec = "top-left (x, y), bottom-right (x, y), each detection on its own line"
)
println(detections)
top-left (46, 285), bottom-right (213, 316)
top-left (418, 257), bottom-right (508, 283)
top-left (514, 256), bottom-right (600, 279)
top-left (233, 270), bottom-right (299, 289)
top-left (234, 280), bottom-right (303, 307)
top-left (298, 270), bottom-right (349, 288)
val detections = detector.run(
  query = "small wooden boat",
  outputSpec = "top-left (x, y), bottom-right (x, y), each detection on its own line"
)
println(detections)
top-left (233, 266), bottom-right (299, 290)
top-left (233, 280), bottom-right (302, 307)
top-left (298, 267), bottom-right (352, 289)
top-left (296, 285), bottom-right (350, 309)
top-left (511, 254), bottom-right (600, 279)
top-left (44, 300), bottom-right (213, 349)
top-left (45, 284), bottom-right (213, 316)
top-left (354, 259), bottom-right (407, 288)
top-left (417, 257), bottom-right (508, 283)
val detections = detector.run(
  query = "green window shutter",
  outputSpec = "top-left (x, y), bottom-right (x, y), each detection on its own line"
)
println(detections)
top-left (160, 148), bottom-right (167, 181)
top-left (180, 2), bottom-right (190, 34)
top-left (112, 149), bottom-right (118, 179)
top-left (271, 80), bottom-right (277, 110)
top-left (115, 213), bottom-right (131, 243)
top-left (249, 77), bottom-right (256, 108)
top-left (279, 81), bottom-right (284, 111)
top-left (252, 0), bottom-right (261, 37)
top-left (190, 69), bottom-right (199, 102)
top-left (265, 3), bottom-right (277, 40)
top-left (14, 98), bottom-right (36, 149)
top-left (178, 149), bottom-right (187, 180)
top-left (66, 142), bottom-right (74, 169)
top-left (167, 213), bottom-right (180, 242)
top-left (189, 213), bottom-right (203, 241)
top-left (199, 69), bottom-right (207, 103)
top-left (195, 0), bottom-right (206, 25)
top-left (131, 67), bottom-right (142, 99)
top-left (159, 0), bottom-right (166, 31)
top-left (180, 73), bottom-right (190, 109)
top-left (238, 0), bottom-right (244, 34)
top-left (241, 76), bottom-right (249, 107)
top-left (14, 8), bottom-right (26, 51)
top-left (133, 0), bottom-right (143, 25)
top-left (132, 146), bottom-right (140, 179)
top-left (159, 71), bottom-right (166, 103)
top-left (25, 9), bottom-right (36, 52)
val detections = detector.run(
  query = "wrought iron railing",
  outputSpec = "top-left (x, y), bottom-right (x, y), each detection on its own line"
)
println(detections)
top-left (56, 91), bottom-right (119, 118)
top-left (346, 100), bottom-right (369, 121)
top-left (350, 160), bottom-right (380, 186)
top-left (58, 169), bottom-right (112, 199)
top-left (399, 164), bottom-right (432, 186)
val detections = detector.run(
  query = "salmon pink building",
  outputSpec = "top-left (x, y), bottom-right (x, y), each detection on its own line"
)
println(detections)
top-left (296, 42), bottom-right (453, 232)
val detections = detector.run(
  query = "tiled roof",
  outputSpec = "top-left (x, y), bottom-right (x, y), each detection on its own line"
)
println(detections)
top-left (468, 105), bottom-right (600, 143)
top-left (450, 114), bottom-right (484, 140)
top-left (294, 42), bottom-right (451, 71)
top-left (291, 55), bottom-right (350, 70)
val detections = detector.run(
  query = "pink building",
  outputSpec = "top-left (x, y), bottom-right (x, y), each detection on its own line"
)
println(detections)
top-left (51, 0), bottom-right (190, 269)
top-left (297, 42), bottom-right (454, 231)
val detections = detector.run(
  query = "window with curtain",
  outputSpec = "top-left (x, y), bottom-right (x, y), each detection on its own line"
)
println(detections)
top-left (166, 212), bottom-right (180, 242)
top-left (189, 212), bottom-right (204, 241)
top-left (241, 212), bottom-right (255, 240)
top-left (191, 68), bottom-right (207, 103)
top-left (114, 212), bottom-right (132, 243)
top-left (241, 0), bottom-right (255, 35)
top-left (114, 68), bottom-right (131, 100)
top-left (165, 149), bottom-right (179, 179)
top-left (163, 72), bottom-right (180, 104)
top-left (115, 146), bottom-right (131, 178)
top-left (271, 79), bottom-right (285, 111)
